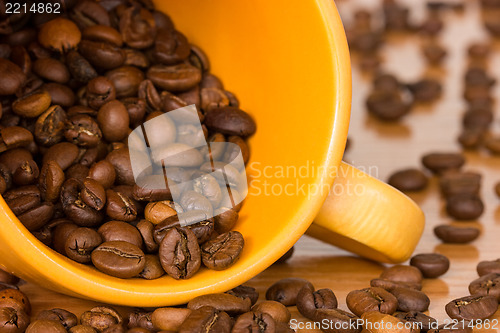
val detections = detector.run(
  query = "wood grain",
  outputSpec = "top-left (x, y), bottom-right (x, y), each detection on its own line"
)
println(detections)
top-left (18, 0), bottom-right (500, 332)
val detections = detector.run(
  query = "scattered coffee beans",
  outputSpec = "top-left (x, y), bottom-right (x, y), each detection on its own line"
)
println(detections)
top-left (410, 253), bottom-right (450, 278)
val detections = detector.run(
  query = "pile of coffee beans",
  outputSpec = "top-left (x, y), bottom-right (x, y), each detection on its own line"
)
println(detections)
top-left (0, 0), bottom-right (256, 280)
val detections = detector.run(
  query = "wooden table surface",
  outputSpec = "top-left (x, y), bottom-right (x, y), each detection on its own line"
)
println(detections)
top-left (19, 0), bottom-right (500, 332)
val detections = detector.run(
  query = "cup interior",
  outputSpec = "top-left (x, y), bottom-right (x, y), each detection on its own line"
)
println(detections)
top-left (0, 0), bottom-right (351, 306)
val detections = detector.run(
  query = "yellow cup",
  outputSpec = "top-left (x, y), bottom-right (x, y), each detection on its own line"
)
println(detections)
top-left (0, 0), bottom-right (424, 306)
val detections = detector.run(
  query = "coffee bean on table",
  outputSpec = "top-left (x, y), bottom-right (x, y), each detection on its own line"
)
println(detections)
top-left (395, 311), bottom-right (438, 332)
top-left (296, 284), bottom-right (337, 320)
top-left (231, 312), bottom-right (275, 333)
top-left (265, 278), bottom-right (313, 306)
top-left (25, 319), bottom-right (67, 333)
top-left (151, 307), bottom-right (192, 332)
top-left (0, 306), bottom-right (30, 333)
top-left (159, 227), bottom-right (200, 280)
top-left (410, 253), bottom-right (450, 278)
top-left (12, 90), bottom-right (51, 118)
top-left (346, 287), bottom-right (398, 316)
top-left (434, 225), bottom-right (480, 244)
top-left (80, 306), bottom-right (122, 332)
top-left (445, 295), bottom-right (498, 321)
top-left (379, 265), bottom-right (423, 285)
top-left (446, 194), bottom-right (484, 220)
top-left (477, 259), bottom-right (500, 276)
top-left (91, 241), bottom-right (145, 278)
top-left (388, 168), bottom-right (429, 192)
top-left (422, 152), bottom-right (465, 174)
top-left (313, 308), bottom-right (361, 333)
top-left (440, 171), bottom-right (481, 197)
top-left (178, 306), bottom-right (232, 333)
top-left (251, 301), bottom-right (290, 324)
top-left (469, 273), bottom-right (500, 300)
top-left (389, 286), bottom-right (430, 312)
top-left (226, 285), bottom-right (259, 306)
top-left (187, 293), bottom-right (251, 316)
top-left (201, 230), bottom-right (244, 270)
top-left (0, 58), bottom-right (26, 96)
top-left (370, 278), bottom-right (422, 291)
top-left (36, 308), bottom-right (78, 330)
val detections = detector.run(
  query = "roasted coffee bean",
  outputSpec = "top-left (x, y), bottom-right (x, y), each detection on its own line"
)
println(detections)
top-left (478, 259), bottom-right (500, 276)
top-left (4, 184), bottom-right (40, 213)
top-left (88, 160), bottom-right (116, 189)
top-left (214, 208), bottom-right (239, 234)
top-left (124, 49), bottom-right (150, 69)
top-left (201, 231), bottom-right (244, 270)
top-left (265, 278), bottom-right (313, 306)
top-left (159, 227), bottom-right (200, 279)
top-left (0, 307), bottom-right (30, 333)
top-left (153, 29), bottom-right (190, 65)
top-left (139, 254), bottom-right (165, 280)
top-left (445, 295), bottom-right (498, 321)
top-left (61, 178), bottom-right (104, 226)
top-left (361, 311), bottom-right (412, 333)
top-left (380, 265), bottom-right (423, 285)
top-left (434, 225), bottom-right (480, 244)
top-left (395, 311), bottom-right (437, 331)
top-left (98, 221), bottom-right (142, 248)
top-left (144, 200), bottom-right (177, 225)
top-left (132, 175), bottom-right (172, 203)
top-left (64, 114), bottom-right (102, 148)
top-left (78, 40), bottom-right (125, 70)
top-left (33, 58), bottom-right (70, 84)
top-left (422, 41), bottom-right (447, 64)
top-left (66, 50), bottom-right (98, 84)
top-left (231, 312), bottom-right (275, 333)
top-left (179, 190), bottom-right (213, 217)
top-left (296, 284), bottom-right (337, 320)
top-left (0, 126), bottom-right (33, 153)
top-left (151, 307), bottom-right (191, 332)
top-left (346, 287), bottom-right (398, 316)
top-left (18, 202), bottom-right (55, 231)
top-left (463, 109), bottom-right (493, 130)
top-left (25, 319), bottom-right (67, 333)
top-left (52, 222), bottom-right (78, 254)
top-left (200, 88), bottom-right (229, 111)
top-left (105, 66), bottom-right (144, 99)
top-left (97, 100), bottom-right (130, 142)
top-left (127, 310), bottom-right (154, 330)
top-left (82, 25), bottom-right (123, 47)
top-left (69, 325), bottom-right (97, 333)
top-left (227, 285), bottom-right (259, 306)
top-left (44, 83), bottom-right (76, 107)
top-left (34, 105), bottom-right (67, 146)
top-left (0, 148), bottom-right (32, 174)
top-left (36, 308), bottom-right (78, 330)
top-left (407, 78), bottom-right (442, 103)
top-left (12, 159), bottom-right (38, 185)
top-left (410, 253), bottom-right (449, 278)
top-left (178, 306), bottom-right (232, 333)
top-left (188, 293), bottom-right (252, 316)
top-left (469, 273), bottom-right (500, 300)
top-left (119, 7), bottom-right (156, 50)
top-left (0, 58), bottom-right (25, 95)
top-left (205, 107), bottom-right (256, 137)
top-left (366, 89), bottom-right (411, 121)
top-left (313, 308), bottom-right (361, 333)
top-left (389, 286), bottom-right (430, 312)
top-left (105, 189), bottom-right (137, 222)
top-left (147, 63), bottom-right (201, 92)
top-left (136, 219), bottom-right (158, 253)
top-left (422, 152), bottom-right (465, 174)
top-left (80, 178), bottom-right (106, 211)
top-left (65, 164), bottom-right (90, 183)
top-left (0, 288), bottom-right (31, 314)
top-left (12, 90), bottom-right (51, 118)
top-left (91, 241), bottom-right (145, 278)
top-left (80, 307), bottom-right (122, 333)
top-left (43, 142), bottom-right (80, 170)
top-left (446, 194), bottom-right (484, 220)
top-left (71, 0), bottom-right (110, 28)
top-left (440, 171), bottom-right (481, 197)
top-left (121, 97), bottom-right (146, 128)
top-left (388, 168), bottom-right (428, 192)
top-left (252, 301), bottom-right (290, 324)
top-left (65, 227), bottom-right (102, 263)
top-left (38, 18), bottom-right (81, 52)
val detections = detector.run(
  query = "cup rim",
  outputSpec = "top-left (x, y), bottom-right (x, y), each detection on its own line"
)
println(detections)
top-left (0, 0), bottom-right (351, 306)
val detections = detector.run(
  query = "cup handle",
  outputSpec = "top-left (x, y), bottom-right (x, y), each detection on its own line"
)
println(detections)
top-left (306, 161), bottom-right (425, 263)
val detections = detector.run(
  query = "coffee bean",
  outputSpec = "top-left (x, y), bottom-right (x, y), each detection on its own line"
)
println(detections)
top-left (64, 114), bottom-right (102, 147)
top-left (105, 66), bottom-right (144, 99)
top-left (296, 284), bottom-right (338, 320)
top-left (43, 142), bottom-right (79, 170)
top-left (193, 173), bottom-right (222, 207)
top-left (25, 319), bottom-right (67, 333)
top-left (97, 100), bottom-right (130, 142)
top-left (36, 308), bottom-right (78, 330)
top-left (66, 51), bottom-right (98, 84)
top-left (144, 200), bottom-right (177, 225)
top-left (38, 18), bottom-right (81, 52)
top-left (80, 306), bottom-right (122, 333)
top-left (0, 58), bottom-right (25, 95)
top-left (361, 311), bottom-right (412, 333)
top-left (214, 208), bottom-right (239, 234)
top-left (71, 1), bottom-right (110, 28)
top-left (78, 40), bottom-right (125, 70)
top-left (91, 241), bottom-right (145, 278)
top-left (379, 265), bottom-right (423, 285)
top-left (422, 41), bottom-right (447, 64)
top-left (395, 311), bottom-right (437, 331)
top-left (124, 49), bottom-right (150, 69)
top-left (422, 152), bottom-right (466, 174)
top-left (434, 225), bottom-right (480, 244)
top-left (151, 308), bottom-right (191, 332)
top-left (88, 160), bottom-right (116, 189)
top-left (346, 287), bottom-right (398, 316)
top-left (205, 107), bottom-right (256, 137)
top-left (366, 89), bottom-right (411, 121)
top-left (33, 58), bottom-right (70, 84)
top-left (478, 259), bottom-right (500, 276)
top-left (139, 254), bottom-right (165, 280)
top-left (252, 301), bottom-right (291, 323)
top-left (0, 148), bottom-right (32, 174)
top-left (178, 306), bottom-right (232, 333)
top-left (407, 78), bottom-right (442, 102)
top-left (265, 278), bottom-right (313, 306)
top-left (61, 178), bottom-right (104, 227)
top-left (388, 168), bottom-right (429, 192)
top-left (188, 293), bottom-right (251, 316)
top-left (82, 25), bottom-right (123, 47)
top-left (469, 273), bottom-right (500, 301)
top-left (127, 310), bottom-right (154, 331)
top-left (159, 227), bottom-right (200, 279)
top-left (201, 230), bottom-right (244, 270)
top-left (463, 109), bottom-right (493, 130)
top-left (52, 222), bottom-right (78, 254)
top-left (105, 189), bottom-right (137, 222)
top-left (226, 285), bottom-right (259, 306)
top-left (12, 90), bottom-right (51, 118)
top-left (80, 178), bottom-right (106, 211)
top-left (410, 253), bottom-right (450, 278)
top-left (313, 308), bottom-right (361, 333)
top-left (147, 63), bottom-right (201, 92)
top-left (445, 295), bottom-right (498, 321)
top-left (446, 194), bottom-right (484, 220)
top-left (0, 288), bottom-right (31, 314)
top-left (179, 190), bottom-right (213, 217)
top-left (65, 164), bottom-right (90, 183)
top-left (136, 219), bottom-right (158, 253)
top-left (0, 307), bottom-right (29, 333)
top-left (153, 29), bottom-right (190, 65)
top-left (65, 227), bottom-right (102, 263)
top-left (34, 105), bottom-right (67, 146)
top-left (18, 202), bottom-right (55, 231)
top-left (12, 159), bottom-right (38, 185)
top-left (389, 286), bottom-right (430, 312)
top-left (231, 312), bottom-right (275, 333)
top-left (440, 171), bottom-right (481, 197)
top-left (98, 221), bottom-right (142, 248)
top-left (69, 325), bottom-right (97, 333)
